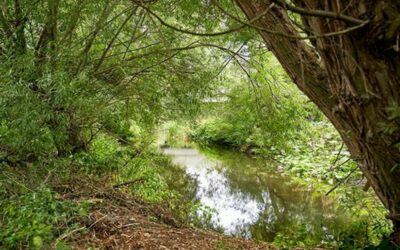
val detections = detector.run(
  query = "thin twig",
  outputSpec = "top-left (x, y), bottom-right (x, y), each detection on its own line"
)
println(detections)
top-left (113, 177), bottom-right (146, 189)
top-left (89, 214), bottom-right (108, 228)
top-left (134, 0), bottom-right (274, 37)
top-left (54, 226), bottom-right (86, 245)
top-left (325, 166), bottom-right (358, 196)
top-left (330, 142), bottom-right (345, 170)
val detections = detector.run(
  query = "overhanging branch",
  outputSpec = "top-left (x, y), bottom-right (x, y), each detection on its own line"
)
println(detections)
top-left (132, 0), bottom-right (274, 37)
top-left (212, 0), bottom-right (369, 40)
top-left (271, 0), bottom-right (367, 25)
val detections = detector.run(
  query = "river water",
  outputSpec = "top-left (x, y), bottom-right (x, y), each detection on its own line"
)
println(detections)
top-left (162, 147), bottom-right (377, 245)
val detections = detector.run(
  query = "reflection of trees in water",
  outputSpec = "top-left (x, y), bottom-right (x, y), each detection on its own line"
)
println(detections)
top-left (166, 147), bottom-right (368, 244)
top-left (232, 221), bottom-right (253, 239)
top-left (252, 172), bottom-right (354, 243)
top-left (207, 148), bottom-right (356, 243)
top-left (162, 162), bottom-right (199, 201)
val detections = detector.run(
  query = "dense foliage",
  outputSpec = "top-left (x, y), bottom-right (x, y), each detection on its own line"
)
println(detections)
top-left (0, 0), bottom-right (222, 247)
top-left (0, 0), bottom-right (394, 249)
top-left (190, 54), bottom-right (360, 184)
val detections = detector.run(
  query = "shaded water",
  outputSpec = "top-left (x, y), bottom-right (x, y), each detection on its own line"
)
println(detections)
top-left (163, 147), bottom-right (372, 244)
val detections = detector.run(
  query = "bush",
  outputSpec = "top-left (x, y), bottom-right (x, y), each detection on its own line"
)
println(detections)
top-left (0, 188), bottom-right (88, 249)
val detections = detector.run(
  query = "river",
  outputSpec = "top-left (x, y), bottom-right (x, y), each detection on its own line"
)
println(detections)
top-left (162, 146), bottom-right (384, 247)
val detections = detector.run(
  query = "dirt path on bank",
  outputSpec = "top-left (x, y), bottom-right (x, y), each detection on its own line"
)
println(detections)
top-left (56, 177), bottom-right (273, 250)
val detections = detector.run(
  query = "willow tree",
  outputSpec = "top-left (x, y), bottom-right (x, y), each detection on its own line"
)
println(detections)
top-left (0, 0), bottom-right (220, 162)
top-left (232, 0), bottom-right (400, 242)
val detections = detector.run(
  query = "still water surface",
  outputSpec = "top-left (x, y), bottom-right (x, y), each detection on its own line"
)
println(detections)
top-left (163, 147), bottom-right (365, 243)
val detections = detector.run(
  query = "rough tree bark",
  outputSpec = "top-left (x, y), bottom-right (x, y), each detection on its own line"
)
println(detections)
top-left (235, 0), bottom-right (400, 242)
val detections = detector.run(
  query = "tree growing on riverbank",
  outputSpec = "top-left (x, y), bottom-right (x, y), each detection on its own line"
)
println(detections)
top-left (233, 0), bottom-right (400, 242)
top-left (134, 0), bottom-right (400, 241)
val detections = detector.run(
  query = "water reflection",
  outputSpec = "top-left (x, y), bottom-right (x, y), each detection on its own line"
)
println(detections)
top-left (163, 147), bottom-right (357, 243)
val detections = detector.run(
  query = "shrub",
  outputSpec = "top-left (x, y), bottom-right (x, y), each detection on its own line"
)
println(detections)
top-left (0, 188), bottom-right (88, 249)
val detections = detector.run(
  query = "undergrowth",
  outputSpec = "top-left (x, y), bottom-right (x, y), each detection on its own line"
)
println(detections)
top-left (0, 126), bottom-right (213, 249)
top-left (0, 176), bottom-right (88, 249)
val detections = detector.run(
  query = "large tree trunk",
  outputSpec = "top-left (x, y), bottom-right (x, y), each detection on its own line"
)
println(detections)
top-left (235, 0), bottom-right (400, 242)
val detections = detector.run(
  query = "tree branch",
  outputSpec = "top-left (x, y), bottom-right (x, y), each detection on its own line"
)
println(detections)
top-left (271, 0), bottom-right (367, 25)
top-left (94, 7), bottom-right (138, 72)
top-left (212, 0), bottom-right (368, 40)
top-left (325, 166), bottom-right (358, 196)
top-left (133, 0), bottom-right (274, 37)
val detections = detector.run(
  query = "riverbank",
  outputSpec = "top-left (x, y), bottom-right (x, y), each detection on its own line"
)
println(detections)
top-left (0, 136), bottom-right (391, 249)
top-left (57, 176), bottom-right (273, 250)
top-left (0, 146), bottom-right (391, 249)
top-left (0, 161), bottom-right (275, 250)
